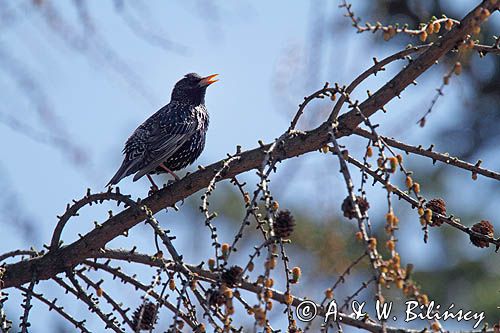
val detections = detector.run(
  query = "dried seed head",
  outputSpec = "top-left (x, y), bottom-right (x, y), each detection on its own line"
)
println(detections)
top-left (479, 8), bottom-right (491, 20)
top-left (386, 240), bottom-right (395, 251)
top-left (419, 294), bottom-right (430, 306)
top-left (418, 207), bottom-right (425, 216)
top-left (412, 182), bottom-right (421, 194)
top-left (341, 196), bottom-right (370, 220)
top-left (419, 31), bottom-right (428, 42)
top-left (274, 210), bottom-right (296, 238)
top-left (291, 267), bottom-right (301, 284)
top-left (425, 198), bottom-right (447, 227)
top-left (325, 288), bottom-right (334, 299)
top-left (454, 62), bottom-right (462, 75)
top-left (389, 157), bottom-right (398, 173)
top-left (392, 253), bottom-right (401, 266)
top-left (368, 237), bottom-right (377, 250)
top-left (96, 287), bottom-right (103, 297)
top-left (355, 231), bottom-right (363, 241)
top-left (254, 307), bottom-right (266, 326)
top-left (265, 257), bottom-right (277, 270)
top-left (208, 258), bottom-right (216, 271)
top-left (132, 301), bottom-right (157, 331)
top-left (494, 323), bottom-right (500, 333)
top-left (420, 216), bottom-right (427, 226)
top-left (396, 279), bottom-right (404, 289)
top-left (386, 211), bottom-right (396, 225)
top-left (470, 220), bottom-right (494, 248)
top-left (196, 323), bottom-right (206, 333)
top-left (190, 278), bottom-right (198, 290)
top-left (424, 209), bottom-right (433, 223)
top-left (433, 21), bottom-right (441, 33)
top-left (221, 243), bottom-right (231, 257)
top-left (208, 288), bottom-right (225, 307)
top-left (425, 24), bottom-right (434, 35)
top-left (223, 287), bottom-right (233, 299)
top-left (221, 266), bottom-right (243, 287)
top-left (379, 275), bottom-right (386, 285)
top-left (243, 192), bottom-right (251, 205)
top-left (264, 289), bottom-right (273, 301)
top-left (431, 321), bottom-right (441, 332)
top-left (445, 19), bottom-right (454, 30)
top-left (366, 146), bottom-right (373, 157)
top-left (168, 279), bottom-right (176, 291)
top-left (405, 176), bottom-right (413, 189)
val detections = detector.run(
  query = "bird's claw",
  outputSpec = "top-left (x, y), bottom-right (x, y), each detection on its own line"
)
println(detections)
top-left (148, 185), bottom-right (159, 196)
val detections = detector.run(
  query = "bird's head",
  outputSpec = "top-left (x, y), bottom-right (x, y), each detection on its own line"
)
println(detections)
top-left (171, 73), bottom-right (218, 105)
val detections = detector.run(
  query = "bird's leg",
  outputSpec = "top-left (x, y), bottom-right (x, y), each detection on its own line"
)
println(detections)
top-left (159, 163), bottom-right (181, 181)
top-left (147, 174), bottom-right (159, 194)
top-left (158, 163), bottom-right (183, 204)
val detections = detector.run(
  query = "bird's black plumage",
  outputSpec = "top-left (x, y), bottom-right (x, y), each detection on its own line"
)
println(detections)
top-left (107, 73), bottom-right (217, 186)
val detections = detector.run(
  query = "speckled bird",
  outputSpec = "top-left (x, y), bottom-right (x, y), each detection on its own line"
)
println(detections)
top-left (107, 73), bottom-right (218, 189)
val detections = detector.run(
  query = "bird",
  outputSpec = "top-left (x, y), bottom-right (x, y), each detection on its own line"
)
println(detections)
top-left (107, 72), bottom-right (218, 190)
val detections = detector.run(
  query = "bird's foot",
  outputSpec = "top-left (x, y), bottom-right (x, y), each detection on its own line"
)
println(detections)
top-left (148, 184), bottom-right (159, 196)
top-left (159, 163), bottom-right (181, 181)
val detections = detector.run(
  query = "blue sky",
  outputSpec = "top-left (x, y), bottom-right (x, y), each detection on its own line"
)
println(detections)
top-left (1, 1), bottom-right (498, 331)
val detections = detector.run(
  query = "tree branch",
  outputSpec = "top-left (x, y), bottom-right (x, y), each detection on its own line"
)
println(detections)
top-left (2, 0), bottom-right (498, 290)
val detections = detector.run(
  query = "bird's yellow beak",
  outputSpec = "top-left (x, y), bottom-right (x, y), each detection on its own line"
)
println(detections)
top-left (199, 74), bottom-right (219, 87)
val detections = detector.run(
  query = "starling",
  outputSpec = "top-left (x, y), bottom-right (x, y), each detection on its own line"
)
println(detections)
top-left (107, 73), bottom-right (218, 189)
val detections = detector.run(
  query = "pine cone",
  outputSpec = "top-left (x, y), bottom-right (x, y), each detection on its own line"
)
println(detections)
top-left (470, 220), bottom-right (494, 248)
top-left (208, 288), bottom-right (225, 307)
top-left (341, 196), bottom-right (370, 219)
top-left (221, 266), bottom-right (243, 287)
top-left (274, 210), bottom-right (295, 238)
top-left (425, 198), bottom-right (447, 227)
top-left (132, 301), bottom-right (157, 331)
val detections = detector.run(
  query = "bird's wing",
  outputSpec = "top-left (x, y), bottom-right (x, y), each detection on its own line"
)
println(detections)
top-left (131, 108), bottom-right (198, 181)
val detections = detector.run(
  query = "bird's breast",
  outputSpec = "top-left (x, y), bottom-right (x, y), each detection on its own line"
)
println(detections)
top-left (194, 105), bottom-right (209, 130)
